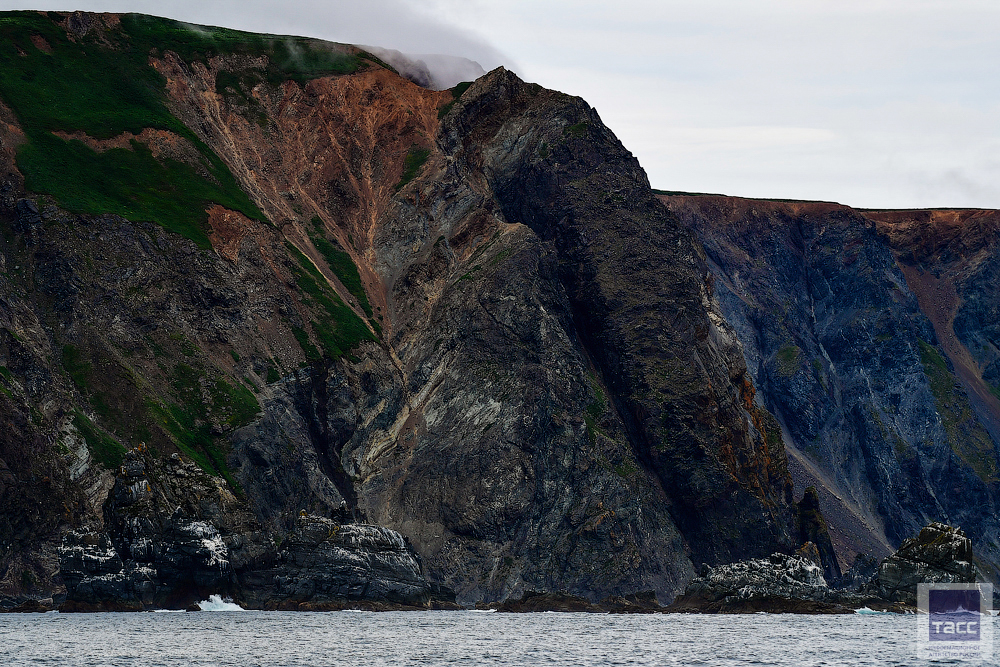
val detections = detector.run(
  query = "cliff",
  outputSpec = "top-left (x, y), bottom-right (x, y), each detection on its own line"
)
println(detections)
top-left (0, 11), bottom-right (799, 610)
top-left (660, 193), bottom-right (1000, 583)
top-left (5, 11), bottom-right (996, 612)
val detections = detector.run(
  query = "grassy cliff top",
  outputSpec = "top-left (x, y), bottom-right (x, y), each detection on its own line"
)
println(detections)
top-left (0, 11), bottom-right (386, 247)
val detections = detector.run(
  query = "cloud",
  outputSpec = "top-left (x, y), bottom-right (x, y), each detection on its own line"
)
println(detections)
top-left (0, 0), bottom-right (514, 71)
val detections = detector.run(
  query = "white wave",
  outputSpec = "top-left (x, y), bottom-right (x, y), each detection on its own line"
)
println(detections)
top-left (197, 595), bottom-right (244, 612)
top-left (855, 607), bottom-right (890, 615)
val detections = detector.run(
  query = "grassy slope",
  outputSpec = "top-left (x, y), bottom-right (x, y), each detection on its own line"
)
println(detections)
top-left (0, 12), bottom-right (376, 248)
top-left (0, 12), bottom-right (380, 480)
top-left (0, 12), bottom-right (273, 248)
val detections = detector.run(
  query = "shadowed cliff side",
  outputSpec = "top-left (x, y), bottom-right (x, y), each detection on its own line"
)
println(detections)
top-left (435, 69), bottom-right (798, 566)
top-left (661, 194), bottom-right (1000, 583)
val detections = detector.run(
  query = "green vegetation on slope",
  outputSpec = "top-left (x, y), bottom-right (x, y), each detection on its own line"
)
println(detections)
top-left (918, 339), bottom-right (1000, 483)
top-left (776, 344), bottom-right (801, 378)
top-left (437, 80), bottom-right (473, 119)
top-left (312, 235), bottom-right (373, 317)
top-left (151, 361), bottom-right (259, 491)
top-left (72, 410), bottom-right (126, 469)
top-left (0, 12), bottom-right (282, 247)
top-left (395, 146), bottom-right (431, 191)
top-left (286, 244), bottom-right (375, 359)
top-left (120, 13), bottom-right (364, 85)
top-left (63, 336), bottom-right (258, 486)
top-left (19, 137), bottom-right (258, 248)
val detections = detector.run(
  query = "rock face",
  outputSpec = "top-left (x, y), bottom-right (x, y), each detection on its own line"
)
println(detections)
top-left (58, 448), bottom-right (430, 610)
top-left (796, 486), bottom-right (841, 584)
top-left (873, 522), bottom-right (976, 605)
top-left (662, 195), bottom-right (1000, 583)
top-left (0, 12), bottom-right (803, 609)
top-left (58, 447), bottom-right (259, 610)
top-left (669, 522), bottom-right (976, 613)
top-left (240, 516), bottom-right (429, 609)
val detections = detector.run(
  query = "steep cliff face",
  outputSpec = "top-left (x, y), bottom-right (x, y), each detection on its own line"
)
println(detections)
top-left (661, 195), bottom-right (1000, 582)
top-left (0, 11), bottom-right (800, 609)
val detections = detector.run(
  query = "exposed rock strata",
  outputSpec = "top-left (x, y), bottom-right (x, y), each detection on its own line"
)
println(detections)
top-left (662, 195), bottom-right (1000, 582)
top-left (58, 448), bottom-right (431, 610)
top-left (870, 522), bottom-right (976, 605)
top-left (240, 515), bottom-right (430, 609)
top-left (155, 53), bottom-right (802, 604)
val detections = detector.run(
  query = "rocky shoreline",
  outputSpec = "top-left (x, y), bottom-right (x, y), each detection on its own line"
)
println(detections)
top-left (0, 518), bottom-right (981, 614)
top-left (2, 517), bottom-right (982, 614)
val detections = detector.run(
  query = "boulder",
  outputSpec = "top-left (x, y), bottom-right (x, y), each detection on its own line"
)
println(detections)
top-left (671, 549), bottom-right (833, 612)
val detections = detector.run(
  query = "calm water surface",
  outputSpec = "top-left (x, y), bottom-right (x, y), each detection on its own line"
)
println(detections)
top-left (2, 609), bottom-right (998, 666)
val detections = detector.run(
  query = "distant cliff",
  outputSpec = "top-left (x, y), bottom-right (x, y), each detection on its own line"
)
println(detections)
top-left (661, 194), bottom-right (1000, 583)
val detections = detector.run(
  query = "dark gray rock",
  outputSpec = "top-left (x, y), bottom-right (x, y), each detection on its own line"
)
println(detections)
top-left (664, 195), bottom-right (1000, 581)
top-left (668, 522), bottom-right (977, 613)
top-left (797, 486), bottom-right (841, 583)
top-left (838, 553), bottom-right (880, 592)
top-left (680, 550), bottom-right (829, 605)
top-left (238, 515), bottom-right (429, 608)
top-left (59, 448), bottom-right (429, 610)
top-left (872, 522), bottom-right (976, 604)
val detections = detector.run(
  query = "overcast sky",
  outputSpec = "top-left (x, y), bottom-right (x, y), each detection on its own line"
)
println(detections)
top-left (3, 0), bottom-right (999, 208)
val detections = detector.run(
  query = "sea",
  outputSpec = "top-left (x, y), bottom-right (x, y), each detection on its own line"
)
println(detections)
top-left (1, 598), bottom-right (998, 666)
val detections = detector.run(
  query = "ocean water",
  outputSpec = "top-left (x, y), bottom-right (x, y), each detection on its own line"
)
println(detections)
top-left (1, 606), bottom-right (997, 666)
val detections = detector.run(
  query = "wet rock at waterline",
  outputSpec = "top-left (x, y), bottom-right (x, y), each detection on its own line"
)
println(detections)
top-left (869, 522), bottom-right (976, 605)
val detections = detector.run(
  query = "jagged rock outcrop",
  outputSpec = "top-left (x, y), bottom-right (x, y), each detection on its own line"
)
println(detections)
top-left (669, 549), bottom-right (840, 613)
top-left (871, 522), bottom-right (976, 605)
top-left (447, 67), bottom-right (797, 568)
top-left (669, 522), bottom-right (976, 613)
top-left (58, 448), bottom-right (431, 610)
top-left (240, 515), bottom-right (430, 609)
top-left (59, 447), bottom-right (258, 610)
top-left (797, 486), bottom-right (841, 583)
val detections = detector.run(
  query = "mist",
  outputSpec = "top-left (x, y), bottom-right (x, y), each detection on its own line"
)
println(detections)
top-left (0, 0), bottom-right (514, 78)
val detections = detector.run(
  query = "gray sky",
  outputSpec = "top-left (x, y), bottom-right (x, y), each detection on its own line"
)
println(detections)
top-left (3, 0), bottom-right (999, 208)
